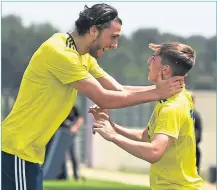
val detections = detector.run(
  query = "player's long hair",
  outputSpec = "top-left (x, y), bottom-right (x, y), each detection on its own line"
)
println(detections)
top-left (75, 3), bottom-right (122, 35)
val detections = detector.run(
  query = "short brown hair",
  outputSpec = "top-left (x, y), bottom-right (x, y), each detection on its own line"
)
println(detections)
top-left (149, 42), bottom-right (196, 76)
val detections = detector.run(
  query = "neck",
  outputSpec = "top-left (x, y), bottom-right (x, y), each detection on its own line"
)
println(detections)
top-left (70, 31), bottom-right (92, 55)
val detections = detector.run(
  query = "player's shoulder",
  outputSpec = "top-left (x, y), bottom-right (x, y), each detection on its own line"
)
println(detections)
top-left (82, 53), bottom-right (97, 62)
top-left (42, 33), bottom-right (80, 59)
top-left (81, 53), bottom-right (99, 69)
top-left (158, 89), bottom-right (192, 113)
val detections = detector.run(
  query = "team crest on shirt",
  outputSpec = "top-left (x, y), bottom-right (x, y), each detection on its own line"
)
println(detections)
top-left (83, 65), bottom-right (88, 70)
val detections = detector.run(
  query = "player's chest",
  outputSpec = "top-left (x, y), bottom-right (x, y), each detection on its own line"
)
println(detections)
top-left (80, 56), bottom-right (91, 71)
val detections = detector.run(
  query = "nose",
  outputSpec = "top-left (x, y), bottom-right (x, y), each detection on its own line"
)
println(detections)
top-left (110, 43), bottom-right (118, 49)
top-left (147, 58), bottom-right (152, 66)
top-left (110, 38), bottom-right (119, 49)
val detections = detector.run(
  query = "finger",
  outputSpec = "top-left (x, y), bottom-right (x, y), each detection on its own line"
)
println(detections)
top-left (179, 80), bottom-right (185, 87)
top-left (92, 127), bottom-right (105, 135)
top-left (98, 112), bottom-right (110, 120)
top-left (90, 109), bottom-right (101, 119)
top-left (90, 104), bottom-right (99, 109)
top-left (170, 80), bottom-right (185, 88)
top-left (94, 107), bottom-right (106, 113)
top-left (92, 109), bottom-right (109, 119)
top-left (93, 122), bottom-right (104, 128)
top-left (88, 108), bottom-right (95, 114)
top-left (90, 106), bottom-right (109, 115)
top-left (172, 83), bottom-right (184, 90)
top-left (93, 128), bottom-right (102, 134)
top-left (170, 81), bottom-right (181, 87)
top-left (89, 107), bottom-right (101, 113)
top-left (92, 122), bottom-right (103, 134)
top-left (89, 105), bottom-right (100, 113)
top-left (171, 88), bottom-right (182, 95)
top-left (156, 68), bottom-right (163, 82)
top-left (92, 128), bottom-right (96, 134)
top-left (95, 120), bottom-right (107, 126)
top-left (169, 76), bottom-right (184, 83)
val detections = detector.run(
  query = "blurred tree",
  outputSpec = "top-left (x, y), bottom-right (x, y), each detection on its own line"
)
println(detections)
top-left (2, 15), bottom-right (58, 89)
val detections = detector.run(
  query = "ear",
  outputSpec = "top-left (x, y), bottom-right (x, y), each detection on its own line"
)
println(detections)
top-left (89, 25), bottom-right (99, 39)
top-left (162, 65), bottom-right (171, 75)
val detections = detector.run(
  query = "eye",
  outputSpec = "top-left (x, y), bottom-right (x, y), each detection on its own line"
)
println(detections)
top-left (111, 35), bottom-right (119, 40)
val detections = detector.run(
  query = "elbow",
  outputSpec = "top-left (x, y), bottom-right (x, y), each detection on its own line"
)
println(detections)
top-left (95, 101), bottom-right (108, 109)
top-left (90, 90), bottom-right (110, 109)
top-left (96, 101), bottom-right (112, 109)
top-left (92, 93), bottom-right (116, 109)
top-left (148, 150), bottom-right (162, 164)
top-left (92, 89), bottom-right (130, 109)
top-left (149, 157), bottom-right (160, 164)
top-left (93, 97), bottom-right (110, 109)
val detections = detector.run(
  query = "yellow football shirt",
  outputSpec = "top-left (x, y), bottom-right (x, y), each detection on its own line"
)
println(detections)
top-left (147, 89), bottom-right (205, 190)
top-left (2, 33), bottom-right (107, 164)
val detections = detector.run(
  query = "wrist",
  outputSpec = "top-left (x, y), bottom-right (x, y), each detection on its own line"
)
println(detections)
top-left (109, 119), bottom-right (118, 133)
top-left (110, 132), bottom-right (119, 142)
top-left (151, 89), bottom-right (161, 101)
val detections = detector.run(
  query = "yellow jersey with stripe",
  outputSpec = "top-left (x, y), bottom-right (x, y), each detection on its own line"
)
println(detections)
top-left (2, 33), bottom-right (107, 164)
top-left (147, 89), bottom-right (205, 190)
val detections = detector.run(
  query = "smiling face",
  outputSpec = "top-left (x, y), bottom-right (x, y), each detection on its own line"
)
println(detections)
top-left (89, 20), bottom-right (121, 59)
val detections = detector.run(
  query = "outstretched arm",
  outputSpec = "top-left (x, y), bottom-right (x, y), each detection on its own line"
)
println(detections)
top-left (111, 133), bottom-right (173, 164)
top-left (73, 75), bottom-right (183, 109)
top-left (89, 107), bottom-right (149, 142)
top-left (107, 122), bottom-right (149, 142)
top-left (96, 74), bottom-right (181, 92)
top-left (93, 118), bottom-right (173, 164)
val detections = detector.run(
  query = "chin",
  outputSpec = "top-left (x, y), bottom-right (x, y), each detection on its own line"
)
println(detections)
top-left (148, 76), bottom-right (155, 84)
top-left (148, 75), bottom-right (152, 82)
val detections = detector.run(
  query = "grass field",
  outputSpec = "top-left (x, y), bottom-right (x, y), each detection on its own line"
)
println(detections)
top-left (43, 179), bottom-right (151, 190)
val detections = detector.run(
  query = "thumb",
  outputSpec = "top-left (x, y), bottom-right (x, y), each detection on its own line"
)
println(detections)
top-left (156, 68), bottom-right (164, 83)
top-left (99, 112), bottom-right (109, 120)
top-left (90, 109), bottom-right (100, 120)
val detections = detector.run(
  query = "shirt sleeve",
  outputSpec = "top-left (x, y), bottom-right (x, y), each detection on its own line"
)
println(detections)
top-left (154, 106), bottom-right (183, 139)
top-left (45, 46), bottom-right (91, 84)
top-left (88, 56), bottom-right (108, 79)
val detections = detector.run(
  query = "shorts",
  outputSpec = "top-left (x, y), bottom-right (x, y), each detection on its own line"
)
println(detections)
top-left (2, 151), bottom-right (43, 190)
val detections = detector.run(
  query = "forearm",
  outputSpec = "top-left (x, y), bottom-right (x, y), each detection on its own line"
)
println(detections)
top-left (123, 85), bottom-right (156, 92)
top-left (98, 89), bottom-right (159, 109)
top-left (111, 134), bottom-right (157, 164)
top-left (73, 77), bottom-right (160, 109)
top-left (97, 75), bottom-right (156, 92)
top-left (112, 123), bottom-right (144, 142)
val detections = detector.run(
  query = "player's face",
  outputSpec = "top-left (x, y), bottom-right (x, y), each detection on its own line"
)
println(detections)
top-left (89, 20), bottom-right (121, 59)
top-left (147, 55), bottom-right (162, 82)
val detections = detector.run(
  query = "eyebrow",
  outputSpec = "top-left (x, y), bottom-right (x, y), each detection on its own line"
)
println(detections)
top-left (112, 34), bottom-right (120, 37)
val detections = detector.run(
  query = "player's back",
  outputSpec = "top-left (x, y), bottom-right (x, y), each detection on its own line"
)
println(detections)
top-left (148, 89), bottom-right (205, 190)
